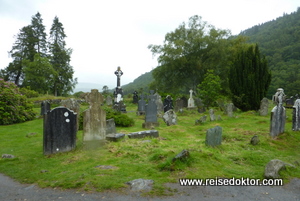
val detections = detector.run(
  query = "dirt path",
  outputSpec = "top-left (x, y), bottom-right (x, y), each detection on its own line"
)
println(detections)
top-left (0, 173), bottom-right (299, 201)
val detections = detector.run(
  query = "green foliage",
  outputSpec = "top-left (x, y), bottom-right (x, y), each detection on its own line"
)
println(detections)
top-left (197, 70), bottom-right (222, 108)
top-left (105, 107), bottom-right (134, 127)
top-left (122, 71), bottom-right (153, 95)
top-left (0, 79), bottom-right (36, 125)
top-left (73, 91), bottom-right (86, 99)
top-left (19, 87), bottom-right (39, 98)
top-left (229, 44), bottom-right (271, 111)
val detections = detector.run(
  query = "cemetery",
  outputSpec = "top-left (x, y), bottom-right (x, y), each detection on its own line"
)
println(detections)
top-left (1, 87), bottom-right (300, 195)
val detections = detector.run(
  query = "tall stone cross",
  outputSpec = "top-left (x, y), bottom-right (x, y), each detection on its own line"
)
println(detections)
top-left (114, 66), bottom-right (123, 87)
top-left (189, 89), bottom-right (193, 99)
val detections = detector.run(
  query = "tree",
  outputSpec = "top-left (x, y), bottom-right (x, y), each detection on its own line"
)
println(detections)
top-left (148, 15), bottom-right (232, 94)
top-left (31, 12), bottom-right (48, 56)
top-left (228, 44), bottom-right (271, 111)
top-left (197, 70), bottom-right (222, 108)
top-left (49, 16), bottom-right (77, 96)
top-left (22, 53), bottom-right (56, 94)
top-left (102, 85), bottom-right (109, 94)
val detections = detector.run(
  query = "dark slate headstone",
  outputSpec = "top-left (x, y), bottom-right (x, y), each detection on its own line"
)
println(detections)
top-left (163, 95), bottom-right (173, 112)
top-left (137, 93), bottom-right (146, 115)
top-left (40, 101), bottom-right (50, 115)
top-left (128, 130), bottom-right (159, 138)
top-left (145, 91), bottom-right (158, 122)
top-left (132, 91), bottom-right (138, 104)
top-left (205, 126), bottom-right (222, 147)
top-left (43, 107), bottom-right (77, 155)
top-left (292, 99), bottom-right (300, 131)
top-left (60, 98), bottom-right (80, 130)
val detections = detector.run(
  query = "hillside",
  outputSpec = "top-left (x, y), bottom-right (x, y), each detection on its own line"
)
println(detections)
top-left (121, 71), bottom-right (153, 95)
top-left (239, 7), bottom-right (300, 97)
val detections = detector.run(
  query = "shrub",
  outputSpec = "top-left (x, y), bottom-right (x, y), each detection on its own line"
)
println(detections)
top-left (0, 79), bottom-right (36, 125)
top-left (19, 87), bottom-right (39, 98)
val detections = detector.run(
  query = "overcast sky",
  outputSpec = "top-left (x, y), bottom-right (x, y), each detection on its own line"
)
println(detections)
top-left (0, 0), bottom-right (299, 89)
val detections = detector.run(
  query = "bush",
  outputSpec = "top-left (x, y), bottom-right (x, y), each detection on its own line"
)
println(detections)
top-left (0, 79), bottom-right (36, 125)
top-left (19, 87), bottom-right (39, 98)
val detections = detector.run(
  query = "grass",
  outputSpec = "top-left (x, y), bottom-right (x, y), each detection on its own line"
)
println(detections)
top-left (0, 99), bottom-right (300, 195)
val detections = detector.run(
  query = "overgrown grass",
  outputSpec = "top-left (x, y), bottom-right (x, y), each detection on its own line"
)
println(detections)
top-left (0, 99), bottom-right (300, 195)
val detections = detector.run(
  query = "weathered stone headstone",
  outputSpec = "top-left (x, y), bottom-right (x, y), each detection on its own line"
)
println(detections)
top-left (174, 98), bottom-right (184, 112)
top-left (188, 89), bottom-right (196, 108)
top-left (270, 88), bottom-right (286, 138)
top-left (292, 99), bottom-right (300, 131)
top-left (106, 95), bottom-right (113, 106)
top-left (250, 135), bottom-right (260, 145)
top-left (205, 126), bottom-right (222, 147)
top-left (106, 118), bottom-right (116, 135)
top-left (106, 133), bottom-right (125, 142)
top-left (43, 107), bottom-right (77, 155)
top-left (163, 95), bottom-right (173, 112)
top-left (259, 97), bottom-right (269, 116)
top-left (209, 109), bottom-right (215, 121)
top-left (132, 91), bottom-right (138, 104)
top-left (264, 159), bottom-right (294, 179)
top-left (154, 92), bottom-right (164, 115)
top-left (40, 101), bottom-right (50, 115)
top-left (126, 179), bottom-right (154, 192)
top-left (83, 89), bottom-right (106, 141)
top-left (225, 103), bottom-right (234, 117)
top-left (60, 98), bottom-right (80, 130)
top-left (137, 93), bottom-right (146, 115)
top-left (143, 90), bottom-right (159, 128)
top-left (162, 109), bottom-right (177, 126)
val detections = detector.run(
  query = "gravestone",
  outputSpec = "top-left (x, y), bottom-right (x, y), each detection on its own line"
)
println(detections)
top-left (106, 118), bottom-right (116, 135)
top-left (60, 98), bottom-right (80, 130)
top-left (209, 109), bottom-right (215, 121)
top-left (132, 91), bottom-right (138, 104)
top-left (43, 107), bottom-right (77, 155)
top-left (195, 115), bottom-right (207, 125)
top-left (154, 92), bottom-right (164, 115)
top-left (40, 101), bottom-right (50, 115)
top-left (259, 97), bottom-right (269, 116)
top-left (292, 99), bottom-right (300, 131)
top-left (137, 93), bottom-right (146, 115)
top-left (162, 109), bottom-right (177, 126)
top-left (128, 130), bottom-right (159, 138)
top-left (188, 89), bottom-right (196, 108)
top-left (225, 103), bottom-right (234, 117)
top-left (83, 89), bottom-right (106, 141)
top-left (270, 88), bottom-right (286, 138)
top-left (143, 90), bottom-right (159, 129)
top-left (175, 98), bottom-right (184, 112)
top-left (205, 126), bottom-right (222, 147)
top-left (106, 95), bottom-right (113, 106)
top-left (163, 95), bottom-right (173, 112)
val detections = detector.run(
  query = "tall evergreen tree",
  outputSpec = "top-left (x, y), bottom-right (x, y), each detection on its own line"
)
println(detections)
top-left (49, 16), bottom-right (77, 96)
top-left (229, 44), bottom-right (271, 111)
top-left (31, 12), bottom-right (48, 56)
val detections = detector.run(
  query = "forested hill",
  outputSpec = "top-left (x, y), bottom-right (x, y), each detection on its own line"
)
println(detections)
top-left (239, 7), bottom-right (300, 97)
top-left (121, 71), bottom-right (153, 95)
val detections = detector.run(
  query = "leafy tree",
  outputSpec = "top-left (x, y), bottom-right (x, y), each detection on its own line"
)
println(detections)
top-left (148, 15), bottom-right (232, 94)
top-left (229, 44), bottom-right (271, 111)
top-left (22, 53), bottom-right (56, 94)
top-left (49, 16), bottom-right (77, 96)
top-left (197, 70), bottom-right (222, 108)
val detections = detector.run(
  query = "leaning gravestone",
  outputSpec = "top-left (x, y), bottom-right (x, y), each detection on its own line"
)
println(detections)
top-left (259, 97), bottom-right (269, 116)
top-left (43, 107), bottom-right (77, 155)
top-left (205, 126), bottom-right (222, 147)
top-left (143, 90), bottom-right (159, 129)
top-left (40, 101), bottom-right (51, 115)
top-left (83, 89), bottom-right (106, 141)
top-left (162, 109), bottom-right (177, 126)
top-left (270, 88), bottom-right (286, 138)
top-left (292, 99), bottom-right (300, 131)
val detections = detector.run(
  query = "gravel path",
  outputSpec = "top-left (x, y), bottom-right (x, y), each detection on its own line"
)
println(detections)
top-left (1, 173), bottom-right (299, 201)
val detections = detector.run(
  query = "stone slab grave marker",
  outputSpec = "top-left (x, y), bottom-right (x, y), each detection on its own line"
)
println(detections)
top-left (40, 100), bottom-right (50, 115)
top-left (154, 92), bottom-right (164, 115)
top-left (225, 103), bottom-right (234, 117)
top-left (43, 106), bottom-right (77, 155)
top-left (175, 98), bottom-right (184, 112)
top-left (205, 126), bottom-right (222, 147)
top-left (270, 88), bottom-right (286, 138)
top-left (292, 99), bottom-right (300, 131)
top-left (83, 89), bottom-right (106, 141)
top-left (188, 89), bottom-right (196, 109)
top-left (106, 95), bottom-right (113, 106)
top-left (132, 90), bottom-right (138, 104)
top-left (128, 130), bottom-right (159, 138)
top-left (209, 109), bottom-right (215, 121)
top-left (259, 97), bottom-right (269, 116)
top-left (163, 95), bottom-right (173, 112)
top-left (142, 90), bottom-right (159, 129)
top-left (137, 93), bottom-right (146, 115)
